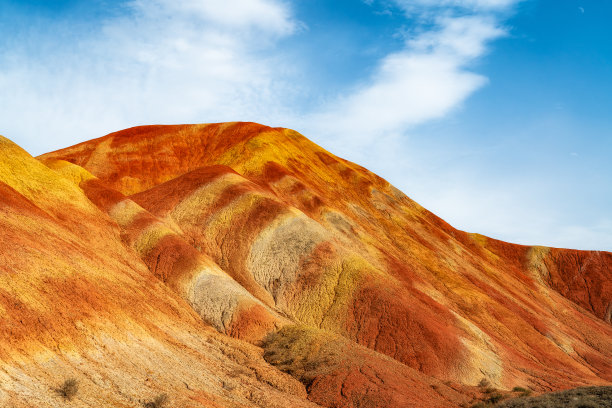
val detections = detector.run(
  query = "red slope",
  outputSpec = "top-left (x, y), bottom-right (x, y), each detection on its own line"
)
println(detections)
top-left (37, 123), bottom-right (612, 406)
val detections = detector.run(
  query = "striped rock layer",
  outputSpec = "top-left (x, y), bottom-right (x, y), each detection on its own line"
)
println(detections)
top-left (0, 122), bottom-right (609, 407)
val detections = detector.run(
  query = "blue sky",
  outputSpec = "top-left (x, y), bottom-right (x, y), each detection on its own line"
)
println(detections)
top-left (0, 0), bottom-right (610, 250)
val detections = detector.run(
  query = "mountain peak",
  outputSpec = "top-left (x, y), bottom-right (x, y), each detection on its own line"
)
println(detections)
top-left (1, 123), bottom-right (610, 407)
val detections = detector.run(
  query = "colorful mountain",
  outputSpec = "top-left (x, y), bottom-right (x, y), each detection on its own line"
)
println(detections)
top-left (0, 122), bottom-right (609, 407)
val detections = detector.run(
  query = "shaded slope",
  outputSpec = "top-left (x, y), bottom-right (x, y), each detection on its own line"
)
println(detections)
top-left (262, 326), bottom-right (471, 408)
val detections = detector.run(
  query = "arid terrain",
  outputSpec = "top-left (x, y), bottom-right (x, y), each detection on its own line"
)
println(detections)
top-left (0, 122), bottom-right (610, 407)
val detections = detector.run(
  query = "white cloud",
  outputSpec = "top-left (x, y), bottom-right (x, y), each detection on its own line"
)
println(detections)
top-left (0, 0), bottom-right (297, 155)
top-left (301, 14), bottom-right (506, 148)
top-left (408, 16), bottom-right (505, 58)
top-left (422, 184), bottom-right (612, 251)
top-left (0, 0), bottom-right (513, 156)
top-left (395, 0), bottom-right (522, 12)
top-left (310, 53), bottom-right (486, 138)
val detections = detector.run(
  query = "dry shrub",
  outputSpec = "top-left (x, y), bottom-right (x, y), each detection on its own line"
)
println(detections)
top-left (143, 393), bottom-right (169, 408)
top-left (478, 378), bottom-right (491, 388)
top-left (55, 378), bottom-right (79, 401)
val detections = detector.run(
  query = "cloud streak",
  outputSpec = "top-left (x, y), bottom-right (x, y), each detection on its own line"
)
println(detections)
top-left (395, 0), bottom-right (522, 12)
top-left (0, 0), bottom-right (297, 155)
top-left (301, 5), bottom-right (509, 151)
top-left (0, 0), bottom-right (513, 154)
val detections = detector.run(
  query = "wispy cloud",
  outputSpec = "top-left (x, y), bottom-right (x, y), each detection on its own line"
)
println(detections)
top-left (396, 0), bottom-right (522, 12)
top-left (301, 2), bottom-right (512, 151)
top-left (0, 0), bottom-right (297, 154)
top-left (1, 0), bottom-right (515, 155)
top-left (127, 0), bottom-right (296, 34)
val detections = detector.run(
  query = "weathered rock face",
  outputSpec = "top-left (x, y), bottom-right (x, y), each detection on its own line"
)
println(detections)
top-left (0, 122), bottom-right (609, 408)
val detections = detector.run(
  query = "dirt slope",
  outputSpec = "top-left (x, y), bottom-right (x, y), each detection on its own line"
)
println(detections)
top-left (1, 122), bottom-right (609, 407)
top-left (0, 135), bottom-right (317, 408)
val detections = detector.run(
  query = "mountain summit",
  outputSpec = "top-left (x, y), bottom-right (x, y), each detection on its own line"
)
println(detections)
top-left (0, 122), bottom-right (609, 407)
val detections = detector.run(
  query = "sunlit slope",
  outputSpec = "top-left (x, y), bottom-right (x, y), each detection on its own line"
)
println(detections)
top-left (39, 123), bottom-right (611, 394)
top-left (42, 158), bottom-right (290, 344)
top-left (0, 135), bottom-right (319, 408)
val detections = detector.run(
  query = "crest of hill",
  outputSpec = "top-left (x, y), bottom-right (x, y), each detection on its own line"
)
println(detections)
top-left (39, 122), bottom-right (612, 323)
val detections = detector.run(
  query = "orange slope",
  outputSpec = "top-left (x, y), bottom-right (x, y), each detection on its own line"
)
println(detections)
top-left (0, 135), bottom-right (318, 408)
top-left (39, 123), bottom-right (611, 395)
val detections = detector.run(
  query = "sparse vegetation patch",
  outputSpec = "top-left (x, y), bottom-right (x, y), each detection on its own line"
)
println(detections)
top-left (497, 386), bottom-right (611, 408)
top-left (143, 393), bottom-right (169, 408)
top-left (55, 378), bottom-right (79, 401)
